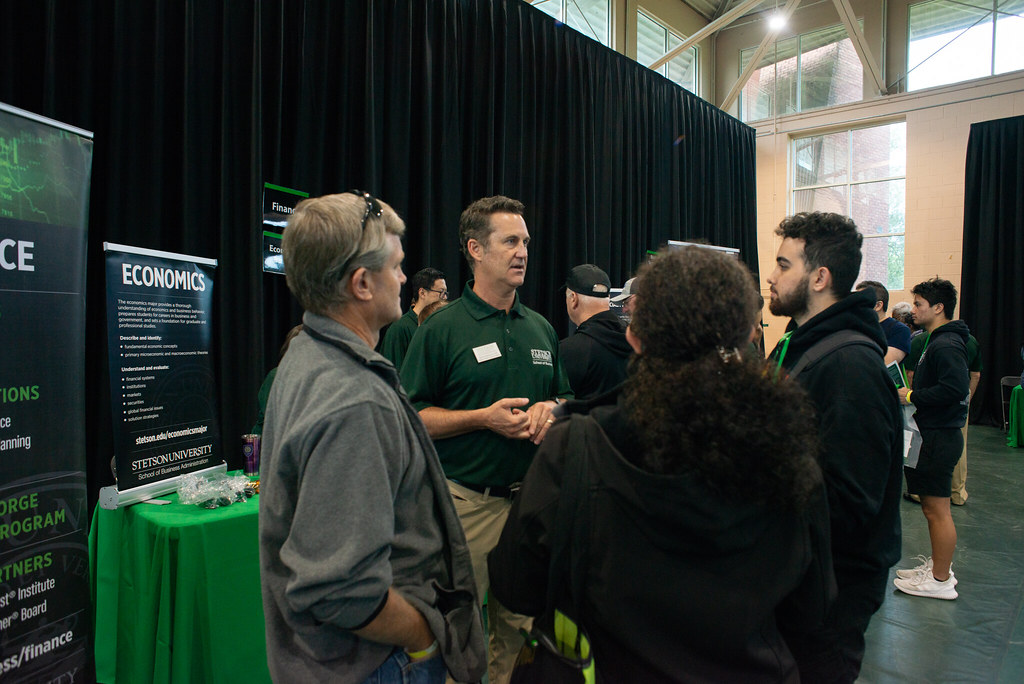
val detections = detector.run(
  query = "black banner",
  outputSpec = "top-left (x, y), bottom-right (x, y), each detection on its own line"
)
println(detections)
top-left (261, 182), bottom-right (306, 274)
top-left (104, 245), bottom-right (221, 492)
top-left (0, 104), bottom-right (93, 683)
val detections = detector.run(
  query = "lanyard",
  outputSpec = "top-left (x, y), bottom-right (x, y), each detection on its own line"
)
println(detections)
top-left (774, 331), bottom-right (793, 379)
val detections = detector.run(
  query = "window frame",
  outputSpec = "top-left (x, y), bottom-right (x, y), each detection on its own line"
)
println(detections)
top-left (530, 0), bottom-right (612, 47)
top-left (636, 8), bottom-right (699, 95)
top-left (906, 0), bottom-right (1024, 91)
top-left (789, 121), bottom-right (908, 290)
top-left (739, 20), bottom-right (863, 122)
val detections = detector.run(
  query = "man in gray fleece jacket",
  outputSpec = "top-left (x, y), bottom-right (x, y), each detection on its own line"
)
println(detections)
top-left (259, 191), bottom-right (486, 683)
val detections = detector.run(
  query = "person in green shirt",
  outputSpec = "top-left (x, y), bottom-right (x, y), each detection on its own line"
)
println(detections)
top-left (251, 323), bottom-right (304, 435)
top-left (401, 195), bottom-right (572, 684)
top-left (379, 267), bottom-right (446, 370)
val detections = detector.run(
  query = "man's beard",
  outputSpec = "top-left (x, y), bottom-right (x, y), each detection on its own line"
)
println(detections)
top-left (769, 275), bottom-right (811, 319)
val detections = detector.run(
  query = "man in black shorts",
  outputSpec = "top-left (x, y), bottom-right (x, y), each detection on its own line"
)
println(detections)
top-left (895, 278), bottom-right (970, 600)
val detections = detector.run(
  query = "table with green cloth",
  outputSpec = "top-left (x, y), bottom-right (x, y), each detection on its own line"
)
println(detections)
top-left (89, 486), bottom-right (271, 683)
top-left (1011, 384), bottom-right (1024, 448)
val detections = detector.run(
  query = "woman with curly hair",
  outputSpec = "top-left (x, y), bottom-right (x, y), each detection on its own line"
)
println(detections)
top-left (489, 246), bottom-right (835, 683)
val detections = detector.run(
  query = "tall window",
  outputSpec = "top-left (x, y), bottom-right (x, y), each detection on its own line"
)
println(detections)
top-left (740, 23), bottom-right (863, 122)
top-left (530, 0), bottom-right (612, 47)
top-left (791, 122), bottom-right (907, 290)
top-left (907, 0), bottom-right (1024, 91)
top-left (636, 10), bottom-right (698, 93)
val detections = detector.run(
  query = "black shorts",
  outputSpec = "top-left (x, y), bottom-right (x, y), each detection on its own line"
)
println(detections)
top-left (904, 427), bottom-right (963, 498)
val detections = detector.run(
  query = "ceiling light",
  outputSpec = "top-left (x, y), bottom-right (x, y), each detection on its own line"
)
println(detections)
top-left (768, 13), bottom-right (786, 31)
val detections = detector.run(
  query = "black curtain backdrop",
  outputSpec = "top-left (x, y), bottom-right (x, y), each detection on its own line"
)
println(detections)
top-left (0, 0), bottom-right (756, 511)
top-left (961, 114), bottom-right (1024, 426)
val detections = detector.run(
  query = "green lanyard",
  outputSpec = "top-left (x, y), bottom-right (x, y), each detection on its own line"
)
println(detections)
top-left (774, 331), bottom-right (793, 379)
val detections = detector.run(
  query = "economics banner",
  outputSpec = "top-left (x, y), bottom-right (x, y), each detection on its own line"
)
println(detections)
top-left (104, 244), bottom-right (221, 492)
top-left (0, 103), bottom-right (93, 683)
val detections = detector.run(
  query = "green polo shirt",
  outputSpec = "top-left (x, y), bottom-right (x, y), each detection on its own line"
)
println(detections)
top-left (401, 282), bottom-right (573, 486)
top-left (380, 307), bottom-right (419, 370)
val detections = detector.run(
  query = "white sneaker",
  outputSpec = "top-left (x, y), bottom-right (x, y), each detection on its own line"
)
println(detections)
top-left (895, 555), bottom-right (932, 580)
top-left (893, 573), bottom-right (958, 600)
top-left (895, 556), bottom-right (957, 585)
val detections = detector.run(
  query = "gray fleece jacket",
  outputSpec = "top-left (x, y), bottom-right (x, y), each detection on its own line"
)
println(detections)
top-left (259, 312), bottom-right (485, 683)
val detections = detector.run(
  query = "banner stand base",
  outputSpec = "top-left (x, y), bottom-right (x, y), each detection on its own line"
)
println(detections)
top-left (99, 461), bottom-right (228, 509)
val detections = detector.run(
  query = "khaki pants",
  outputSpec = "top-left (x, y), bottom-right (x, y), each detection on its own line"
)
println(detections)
top-left (951, 423), bottom-right (968, 505)
top-left (447, 481), bottom-right (531, 684)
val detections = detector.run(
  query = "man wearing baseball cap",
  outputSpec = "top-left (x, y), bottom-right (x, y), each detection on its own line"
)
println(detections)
top-left (611, 276), bottom-right (637, 322)
top-left (560, 264), bottom-right (632, 400)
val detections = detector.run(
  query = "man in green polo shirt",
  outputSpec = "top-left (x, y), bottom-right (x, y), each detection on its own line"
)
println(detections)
top-left (401, 195), bottom-right (572, 684)
top-left (379, 266), bottom-right (447, 370)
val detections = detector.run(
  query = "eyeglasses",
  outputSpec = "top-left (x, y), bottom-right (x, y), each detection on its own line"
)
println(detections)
top-left (347, 189), bottom-right (382, 232)
top-left (426, 288), bottom-right (449, 300)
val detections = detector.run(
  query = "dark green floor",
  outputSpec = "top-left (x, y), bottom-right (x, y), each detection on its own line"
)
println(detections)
top-left (858, 425), bottom-right (1024, 683)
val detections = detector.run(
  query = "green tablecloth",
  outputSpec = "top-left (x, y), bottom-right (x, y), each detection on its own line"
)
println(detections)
top-left (1010, 384), bottom-right (1024, 448)
top-left (89, 488), bottom-right (271, 683)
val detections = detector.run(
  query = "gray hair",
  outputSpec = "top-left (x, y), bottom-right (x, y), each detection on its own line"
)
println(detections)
top-left (283, 193), bottom-right (405, 315)
top-left (890, 301), bottom-right (913, 324)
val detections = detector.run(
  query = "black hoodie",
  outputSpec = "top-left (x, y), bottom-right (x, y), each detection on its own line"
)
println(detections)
top-left (910, 319), bottom-right (970, 429)
top-left (559, 309), bottom-right (632, 400)
top-left (767, 289), bottom-right (903, 576)
top-left (489, 401), bottom-right (834, 683)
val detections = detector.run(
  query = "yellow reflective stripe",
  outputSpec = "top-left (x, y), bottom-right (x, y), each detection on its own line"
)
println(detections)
top-left (553, 609), bottom-right (595, 683)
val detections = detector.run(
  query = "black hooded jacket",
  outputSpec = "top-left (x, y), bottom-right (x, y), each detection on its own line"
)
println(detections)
top-left (559, 309), bottom-right (632, 400)
top-left (489, 396), bottom-right (835, 683)
top-left (767, 289), bottom-right (903, 575)
top-left (910, 320), bottom-right (970, 429)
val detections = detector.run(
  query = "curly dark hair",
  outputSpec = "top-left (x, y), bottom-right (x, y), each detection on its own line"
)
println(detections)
top-left (776, 212), bottom-right (863, 297)
top-left (911, 277), bottom-right (958, 319)
top-left (623, 247), bottom-right (822, 508)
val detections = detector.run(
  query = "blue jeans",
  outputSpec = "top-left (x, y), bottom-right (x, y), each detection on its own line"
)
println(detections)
top-left (362, 649), bottom-right (447, 684)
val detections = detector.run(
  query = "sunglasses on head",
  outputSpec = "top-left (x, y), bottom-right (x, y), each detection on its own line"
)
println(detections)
top-left (346, 189), bottom-right (382, 232)
top-left (335, 190), bottom-right (384, 281)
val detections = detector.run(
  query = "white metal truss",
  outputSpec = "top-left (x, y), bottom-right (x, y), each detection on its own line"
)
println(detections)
top-left (832, 0), bottom-right (887, 95)
top-left (648, 0), bottom-right (889, 110)
top-left (721, 0), bottom-right (802, 111)
top-left (649, 0), bottom-right (765, 71)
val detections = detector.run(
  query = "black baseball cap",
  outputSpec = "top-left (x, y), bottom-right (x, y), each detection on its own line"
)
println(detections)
top-left (564, 264), bottom-right (611, 297)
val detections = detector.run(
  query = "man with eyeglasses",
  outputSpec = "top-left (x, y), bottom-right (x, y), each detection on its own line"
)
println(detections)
top-left (259, 192), bottom-right (485, 684)
top-left (380, 267), bottom-right (447, 370)
top-left (401, 195), bottom-right (573, 684)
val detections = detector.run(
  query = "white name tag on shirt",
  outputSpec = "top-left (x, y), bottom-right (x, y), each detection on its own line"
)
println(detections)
top-left (472, 342), bottom-right (501, 364)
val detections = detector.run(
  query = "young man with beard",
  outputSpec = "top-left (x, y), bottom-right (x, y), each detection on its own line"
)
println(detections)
top-left (893, 278), bottom-right (970, 599)
top-left (766, 212), bottom-right (903, 683)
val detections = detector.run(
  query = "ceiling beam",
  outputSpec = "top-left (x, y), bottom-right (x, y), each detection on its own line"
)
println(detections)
top-left (712, 0), bottom-right (738, 21)
top-left (649, 0), bottom-right (765, 71)
top-left (720, 0), bottom-right (803, 112)
top-left (832, 0), bottom-right (887, 95)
